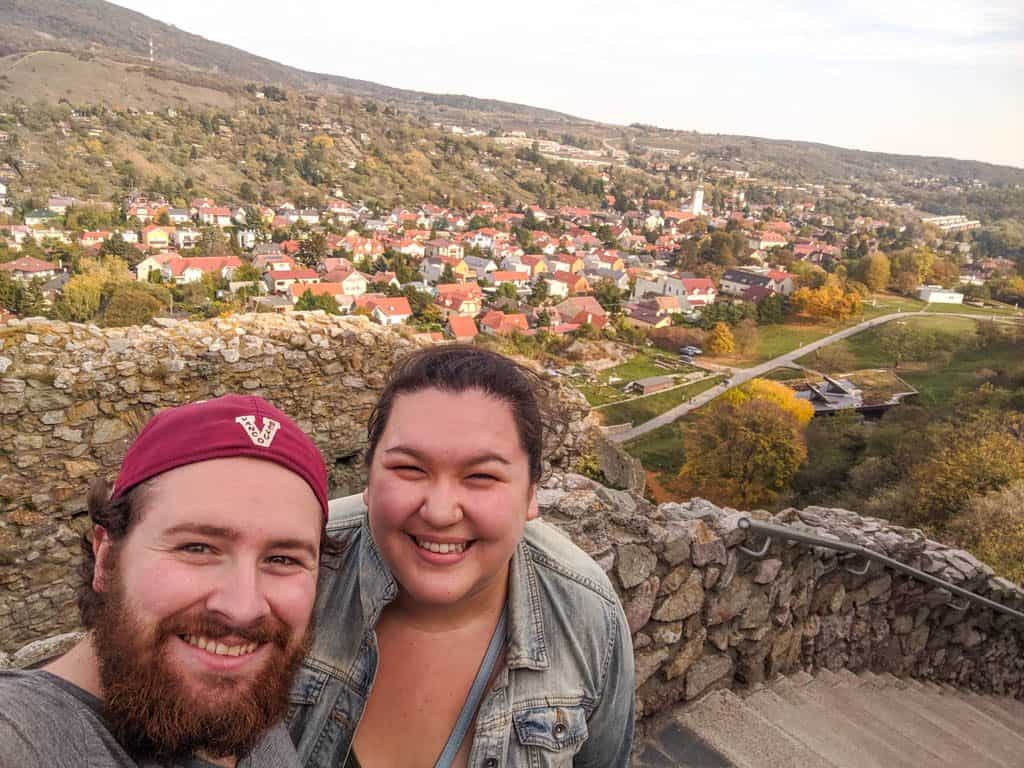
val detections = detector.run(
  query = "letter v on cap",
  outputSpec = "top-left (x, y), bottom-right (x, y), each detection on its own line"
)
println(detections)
top-left (235, 415), bottom-right (281, 448)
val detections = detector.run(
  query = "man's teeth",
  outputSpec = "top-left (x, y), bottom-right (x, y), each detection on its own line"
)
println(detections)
top-left (183, 635), bottom-right (259, 656)
top-left (415, 538), bottom-right (467, 554)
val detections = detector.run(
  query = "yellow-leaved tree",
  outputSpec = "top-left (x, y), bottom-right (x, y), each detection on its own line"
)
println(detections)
top-left (705, 322), bottom-right (736, 355)
top-left (721, 378), bottom-right (815, 427)
top-left (678, 378), bottom-right (816, 507)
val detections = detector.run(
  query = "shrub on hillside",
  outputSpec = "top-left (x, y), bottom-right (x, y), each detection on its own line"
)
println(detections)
top-left (948, 482), bottom-right (1024, 584)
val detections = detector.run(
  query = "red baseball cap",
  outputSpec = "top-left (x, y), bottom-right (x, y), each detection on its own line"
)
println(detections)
top-left (111, 395), bottom-right (329, 520)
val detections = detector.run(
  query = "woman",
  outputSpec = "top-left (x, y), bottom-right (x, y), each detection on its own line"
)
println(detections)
top-left (288, 345), bottom-right (635, 767)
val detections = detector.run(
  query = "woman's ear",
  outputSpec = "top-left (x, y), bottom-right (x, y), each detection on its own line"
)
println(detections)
top-left (92, 526), bottom-right (112, 593)
top-left (526, 487), bottom-right (539, 521)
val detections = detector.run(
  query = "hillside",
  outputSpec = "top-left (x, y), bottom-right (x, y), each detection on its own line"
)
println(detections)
top-left (0, 0), bottom-right (582, 126)
top-left (0, 0), bottom-right (1022, 218)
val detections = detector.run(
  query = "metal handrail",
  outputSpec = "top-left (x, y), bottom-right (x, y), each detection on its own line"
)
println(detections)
top-left (737, 517), bottom-right (1024, 624)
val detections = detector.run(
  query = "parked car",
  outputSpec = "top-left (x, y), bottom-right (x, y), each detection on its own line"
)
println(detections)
top-left (680, 345), bottom-right (703, 356)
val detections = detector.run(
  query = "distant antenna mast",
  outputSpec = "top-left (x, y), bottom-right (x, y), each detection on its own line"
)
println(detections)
top-left (149, 37), bottom-right (154, 63)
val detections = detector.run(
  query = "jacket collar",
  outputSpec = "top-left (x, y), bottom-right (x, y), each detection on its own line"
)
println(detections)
top-left (355, 519), bottom-right (549, 671)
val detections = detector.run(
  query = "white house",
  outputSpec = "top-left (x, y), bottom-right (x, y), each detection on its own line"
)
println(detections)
top-left (918, 285), bottom-right (964, 304)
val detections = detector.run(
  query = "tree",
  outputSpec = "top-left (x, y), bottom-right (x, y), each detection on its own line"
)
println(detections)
top-left (496, 282), bottom-right (518, 300)
top-left (438, 263), bottom-right (456, 285)
top-left (679, 398), bottom-right (809, 508)
top-left (296, 232), bottom-right (328, 270)
top-left (295, 289), bottom-right (340, 314)
top-left (102, 283), bottom-right (164, 327)
top-left (705, 322), bottom-right (736, 355)
top-left (857, 252), bottom-right (891, 292)
top-left (757, 293), bottom-right (786, 324)
top-left (908, 431), bottom-right (1024, 527)
top-left (592, 279), bottom-right (623, 314)
top-left (529, 278), bottom-right (549, 307)
top-left (947, 482), bottom-right (1024, 583)
top-left (53, 272), bottom-right (104, 322)
top-left (732, 319), bottom-right (759, 356)
top-left (721, 379), bottom-right (815, 427)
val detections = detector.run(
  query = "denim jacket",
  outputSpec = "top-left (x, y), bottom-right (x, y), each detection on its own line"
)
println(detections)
top-left (286, 498), bottom-right (635, 768)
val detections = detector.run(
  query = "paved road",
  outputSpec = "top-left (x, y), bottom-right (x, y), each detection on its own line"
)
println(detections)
top-left (608, 310), bottom-right (1021, 443)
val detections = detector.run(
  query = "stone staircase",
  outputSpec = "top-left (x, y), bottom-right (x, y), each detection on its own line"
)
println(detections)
top-left (634, 670), bottom-right (1024, 767)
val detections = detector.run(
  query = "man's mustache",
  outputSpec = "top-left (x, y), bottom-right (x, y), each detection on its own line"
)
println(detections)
top-left (157, 613), bottom-right (291, 649)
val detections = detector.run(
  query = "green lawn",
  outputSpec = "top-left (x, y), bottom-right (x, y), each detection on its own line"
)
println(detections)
top-left (576, 351), bottom-right (697, 407)
top-left (763, 367), bottom-right (806, 381)
top-left (596, 376), bottom-right (724, 426)
top-left (623, 421), bottom-right (687, 474)
top-left (921, 301), bottom-right (1022, 317)
top-left (796, 315), bottom-right (1023, 405)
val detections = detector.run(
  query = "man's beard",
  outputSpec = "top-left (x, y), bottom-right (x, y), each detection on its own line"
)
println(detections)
top-left (91, 564), bottom-right (312, 762)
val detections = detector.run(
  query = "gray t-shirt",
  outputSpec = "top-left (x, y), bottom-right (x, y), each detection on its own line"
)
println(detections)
top-left (0, 670), bottom-right (301, 768)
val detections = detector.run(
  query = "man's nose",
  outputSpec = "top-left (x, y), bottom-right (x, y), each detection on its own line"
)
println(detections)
top-left (419, 481), bottom-right (464, 527)
top-left (204, 562), bottom-right (270, 627)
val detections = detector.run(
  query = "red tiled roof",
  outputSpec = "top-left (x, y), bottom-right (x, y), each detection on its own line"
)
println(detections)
top-left (448, 315), bottom-right (478, 339)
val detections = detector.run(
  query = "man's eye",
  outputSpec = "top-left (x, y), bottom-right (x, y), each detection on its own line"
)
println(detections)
top-left (180, 543), bottom-right (212, 554)
top-left (267, 555), bottom-right (300, 566)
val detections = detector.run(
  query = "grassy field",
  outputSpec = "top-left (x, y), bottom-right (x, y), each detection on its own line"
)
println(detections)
top-left (796, 315), bottom-right (1023, 404)
top-left (920, 301), bottom-right (1022, 317)
top-left (763, 367), bottom-right (807, 381)
top-left (575, 351), bottom-right (697, 406)
top-left (624, 421), bottom-right (688, 474)
top-left (597, 375), bottom-right (724, 426)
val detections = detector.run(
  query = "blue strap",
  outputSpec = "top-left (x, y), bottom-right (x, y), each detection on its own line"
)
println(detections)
top-left (433, 606), bottom-right (508, 768)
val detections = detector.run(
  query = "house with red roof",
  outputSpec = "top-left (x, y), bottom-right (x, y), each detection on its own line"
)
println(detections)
top-left (289, 282), bottom-right (346, 307)
top-left (198, 206), bottom-right (233, 228)
top-left (264, 268), bottom-right (320, 294)
top-left (363, 295), bottom-right (412, 326)
top-left (747, 231), bottom-right (787, 250)
top-left (80, 230), bottom-right (111, 249)
top-left (479, 310), bottom-right (529, 335)
top-left (447, 315), bottom-right (479, 341)
top-left (491, 271), bottom-right (531, 290)
top-left (0, 256), bottom-right (59, 282)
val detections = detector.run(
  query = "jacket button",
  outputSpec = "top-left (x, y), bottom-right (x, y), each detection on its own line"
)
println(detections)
top-left (553, 723), bottom-right (567, 739)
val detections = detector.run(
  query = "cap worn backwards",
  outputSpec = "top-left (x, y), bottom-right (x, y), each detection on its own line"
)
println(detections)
top-left (110, 394), bottom-right (329, 520)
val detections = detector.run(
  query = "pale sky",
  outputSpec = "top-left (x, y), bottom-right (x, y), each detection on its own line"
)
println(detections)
top-left (113, 0), bottom-right (1024, 169)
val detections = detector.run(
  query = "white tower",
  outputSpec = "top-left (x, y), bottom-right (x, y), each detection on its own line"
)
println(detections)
top-left (149, 37), bottom-right (154, 63)
top-left (692, 186), bottom-right (704, 216)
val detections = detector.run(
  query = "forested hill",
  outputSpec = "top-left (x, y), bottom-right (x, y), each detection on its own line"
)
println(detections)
top-left (0, 0), bottom-right (579, 122)
top-left (1, 0), bottom-right (1022, 207)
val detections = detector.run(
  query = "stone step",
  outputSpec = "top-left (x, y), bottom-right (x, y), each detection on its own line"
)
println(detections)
top-left (632, 718), bottom-right (734, 768)
top-left (881, 682), bottom-right (1024, 767)
top-left (958, 691), bottom-right (1024, 737)
top-left (791, 670), bottom-right (965, 767)
top-left (673, 689), bottom-right (836, 768)
top-left (744, 682), bottom-right (921, 768)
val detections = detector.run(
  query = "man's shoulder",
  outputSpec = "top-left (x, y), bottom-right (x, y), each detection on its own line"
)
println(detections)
top-left (326, 494), bottom-right (366, 534)
top-left (0, 671), bottom-right (94, 765)
top-left (522, 519), bottom-right (618, 605)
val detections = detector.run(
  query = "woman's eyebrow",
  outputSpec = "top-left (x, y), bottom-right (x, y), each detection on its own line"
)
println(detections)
top-left (385, 446), bottom-right (511, 465)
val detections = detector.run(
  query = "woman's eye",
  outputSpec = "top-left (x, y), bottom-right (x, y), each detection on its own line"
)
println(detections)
top-left (468, 473), bottom-right (498, 481)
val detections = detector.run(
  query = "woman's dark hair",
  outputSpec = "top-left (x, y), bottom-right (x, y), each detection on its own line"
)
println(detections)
top-left (365, 345), bottom-right (549, 484)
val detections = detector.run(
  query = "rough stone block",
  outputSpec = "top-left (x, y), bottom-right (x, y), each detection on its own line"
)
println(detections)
top-left (685, 653), bottom-right (733, 699)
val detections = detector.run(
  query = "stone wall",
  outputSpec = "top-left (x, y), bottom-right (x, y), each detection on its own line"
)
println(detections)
top-left (0, 314), bottom-right (595, 652)
top-left (535, 473), bottom-right (1024, 714)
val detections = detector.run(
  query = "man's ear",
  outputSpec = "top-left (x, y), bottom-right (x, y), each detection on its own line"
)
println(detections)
top-left (92, 526), bottom-right (112, 593)
top-left (361, 487), bottom-right (369, 510)
top-left (526, 487), bottom-right (539, 522)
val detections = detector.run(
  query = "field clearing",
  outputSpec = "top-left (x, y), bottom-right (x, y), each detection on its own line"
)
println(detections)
top-left (596, 375), bottom-right (724, 426)
top-left (797, 315), bottom-right (1023, 404)
top-left (574, 351), bottom-right (698, 406)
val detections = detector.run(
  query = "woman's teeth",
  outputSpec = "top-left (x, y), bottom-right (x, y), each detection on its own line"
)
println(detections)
top-left (183, 635), bottom-right (259, 656)
top-left (415, 538), bottom-right (468, 554)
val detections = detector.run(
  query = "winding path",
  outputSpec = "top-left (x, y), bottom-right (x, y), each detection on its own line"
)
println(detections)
top-left (609, 310), bottom-right (1021, 443)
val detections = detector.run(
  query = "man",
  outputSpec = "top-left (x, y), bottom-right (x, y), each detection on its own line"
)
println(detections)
top-left (0, 395), bottom-right (329, 768)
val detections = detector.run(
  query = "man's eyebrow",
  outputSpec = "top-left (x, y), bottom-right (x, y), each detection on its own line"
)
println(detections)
top-left (384, 446), bottom-right (511, 466)
top-left (163, 524), bottom-right (318, 559)
top-left (163, 523), bottom-right (240, 540)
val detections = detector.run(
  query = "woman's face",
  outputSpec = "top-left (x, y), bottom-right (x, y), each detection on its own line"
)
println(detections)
top-left (363, 387), bottom-right (538, 611)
